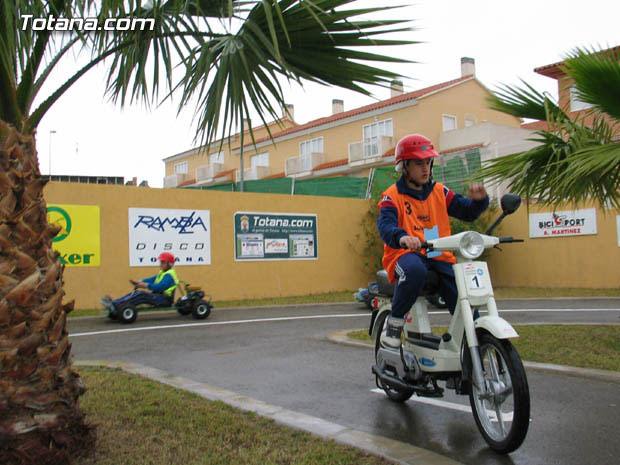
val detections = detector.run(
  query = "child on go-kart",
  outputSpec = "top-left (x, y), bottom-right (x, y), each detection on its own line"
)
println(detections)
top-left (100, 252), bottom-right (179, 312)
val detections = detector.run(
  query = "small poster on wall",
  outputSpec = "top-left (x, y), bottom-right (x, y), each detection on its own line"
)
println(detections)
top-left (529, 208), bottom-right (597, 238)
top-left (47, 204), bottom-right (101, 266)
top-left (234, 212), bottom-right (318, 261)
top-left (128, 208), bottom-right (211, 266)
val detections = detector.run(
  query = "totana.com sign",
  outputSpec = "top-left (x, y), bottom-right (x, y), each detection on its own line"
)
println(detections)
top-left (234, 212), bottom-right (317, 261)
top-left (128, 208), bottom-right (211, 266)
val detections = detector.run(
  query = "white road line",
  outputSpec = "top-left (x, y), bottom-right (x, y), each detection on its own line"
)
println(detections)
top-left (371, 388), bottom-right (472, 413)
top-left (440, 309), bottom-right (620, 314)
top-left (370, 388), bottom-right (514, 422)
top-left (70, 307), bottom-right (619, 338)
top-left (69, 313), bottom-right (370, 338)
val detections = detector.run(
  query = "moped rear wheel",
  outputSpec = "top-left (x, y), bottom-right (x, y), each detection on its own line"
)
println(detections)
top-left (469, 333), bottom-right (530, 454)
top-left (374, 312), bottom-right (414, 402)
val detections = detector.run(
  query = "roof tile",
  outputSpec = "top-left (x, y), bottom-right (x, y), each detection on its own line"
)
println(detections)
top-left (313, 158), bottom-right (348, 171)
top-left (244, 75), bottom-right (475, 148)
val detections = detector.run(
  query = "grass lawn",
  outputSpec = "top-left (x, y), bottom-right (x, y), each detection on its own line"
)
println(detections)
top-left (349, 325), bottom-right (620, 372)
top-left (75, 366), bottom-right (394, 465)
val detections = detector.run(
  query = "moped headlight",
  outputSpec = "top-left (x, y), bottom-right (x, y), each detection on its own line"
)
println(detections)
top-left (459, 232), bottom-right (484, 259)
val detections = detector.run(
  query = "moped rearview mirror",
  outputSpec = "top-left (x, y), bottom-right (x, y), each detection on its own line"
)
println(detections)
top-left (485, 194), bottom-right (522, 235)
top-left (500, 194), bottom-right (521, 215)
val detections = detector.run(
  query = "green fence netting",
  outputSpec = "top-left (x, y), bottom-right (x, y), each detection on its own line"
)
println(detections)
top-left (293, 177), bottom-right (368, 198)
top-left (185, 149), bottom-right (482, 199)
top-left (187, 176), bottom-right (368, 198)
top-left (370, 166), bottom-right (399, 198)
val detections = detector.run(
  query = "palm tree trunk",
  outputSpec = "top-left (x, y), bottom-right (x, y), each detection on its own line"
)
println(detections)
top-left (0, 120), bottom-right (94, 464)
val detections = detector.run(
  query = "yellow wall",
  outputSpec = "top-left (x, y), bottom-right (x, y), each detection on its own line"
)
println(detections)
top-left (487, 203), bottom-right (620, 288)
top-left (45, 182), bottom-right (618, 311)
top-left (44, 182), bottom-right (370, 310)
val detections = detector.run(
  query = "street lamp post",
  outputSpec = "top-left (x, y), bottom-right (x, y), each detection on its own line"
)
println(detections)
top-left (48, 129), bottom-right (56, 176)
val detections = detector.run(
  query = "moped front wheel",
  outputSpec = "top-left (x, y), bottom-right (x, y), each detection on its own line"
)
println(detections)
top-left (374, 312), bottom-right (414, 402)
top-left (469, 333), bottom-right (530, 454)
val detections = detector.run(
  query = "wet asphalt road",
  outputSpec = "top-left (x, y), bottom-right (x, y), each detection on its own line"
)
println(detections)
top-left (68, 299), bottom-right (620, 465)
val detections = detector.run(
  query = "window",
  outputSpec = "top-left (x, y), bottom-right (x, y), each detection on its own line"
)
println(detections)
top-left (362, 118), bottom-right (393, 157)
top-left (465, 118), bottom-right (476, 128)
top-left (442, 114), bottom-right (457, 132)
top-left (209, 152), bottom-right (223, 165)
top-left (251, 152), bottom-right (269, 169)
top-left (570, 86), bottom-right (594, 112)
top-left (174, 161), bottom-right (188, 174)
top-left (299, 137), bottom-right (323, 156)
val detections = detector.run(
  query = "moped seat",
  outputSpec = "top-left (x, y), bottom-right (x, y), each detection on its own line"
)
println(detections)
top-left (375, 269), bottom-right (440, 298)
top-left (376, 270), bottom-right (395, 296)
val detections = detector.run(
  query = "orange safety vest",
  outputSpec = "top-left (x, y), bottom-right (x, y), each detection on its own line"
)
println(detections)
top-left (379, 182), bottom-right (456, 283)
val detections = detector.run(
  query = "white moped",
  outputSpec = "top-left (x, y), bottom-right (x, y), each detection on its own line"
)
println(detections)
top-left (370, 193), bottom-right (530, 454)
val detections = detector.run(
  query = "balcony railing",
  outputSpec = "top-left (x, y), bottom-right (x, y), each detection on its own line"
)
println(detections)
top-left (235, 165), bottom-right (271, 182)
top-left (163, 173), bottom-right (188, 188)
top-left (348, 135), bottom-right (394, 165)
top-left (285, 152), bottom-right (324, 176)
top-left (196, 163), bottom-right (224, 183)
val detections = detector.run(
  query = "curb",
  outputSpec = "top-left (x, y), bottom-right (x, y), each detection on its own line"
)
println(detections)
top-left (327, 330), bottom-right (620, 385)
top-left (75, 360), bottom-right (462, 465)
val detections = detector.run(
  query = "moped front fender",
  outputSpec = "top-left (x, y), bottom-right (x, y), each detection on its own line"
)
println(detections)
top-left (474, 315), bottom-right (519, 339)
top-left (370, 306), bottom-right (391, 340)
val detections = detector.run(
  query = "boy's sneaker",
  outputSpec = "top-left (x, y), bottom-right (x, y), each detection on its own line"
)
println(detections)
top-left (100, 296), bottom-right (113, 311)
top-left (381, 316), bottom-right (404, 349)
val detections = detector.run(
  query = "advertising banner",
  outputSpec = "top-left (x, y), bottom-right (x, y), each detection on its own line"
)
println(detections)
top-left (529, 208), bottom-right (597, 238)
top-left (234, 212), bottom-right (317, 261)
top-left (129, 208), bottom-right (211, 266)
top-left (47, 204), bottom-right (100, 266)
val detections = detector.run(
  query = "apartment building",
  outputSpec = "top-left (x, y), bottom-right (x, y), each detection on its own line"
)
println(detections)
top-left (521, 45), bottom-right (620, 132)
top-left (162, 58), bottom-right (522, 189)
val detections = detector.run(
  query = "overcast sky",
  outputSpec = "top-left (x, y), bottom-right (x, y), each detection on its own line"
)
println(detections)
top-left (36, 0), bottom-right (619, 188)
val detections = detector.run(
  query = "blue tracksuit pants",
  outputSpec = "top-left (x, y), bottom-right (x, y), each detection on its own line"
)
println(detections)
top-left (112, 290), bottom-right (171, 309)
top-left (391, 252), bottom-right (458, 318)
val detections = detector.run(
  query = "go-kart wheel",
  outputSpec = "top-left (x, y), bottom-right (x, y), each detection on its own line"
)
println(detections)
top-left (192, 300), bottom-right (211, 320)
top-left (177, 306), bottom-right (192, 316)
top-left (118, 304), bottom-right (137, 324)
top-left (107, 309), bottom-right (118, 320)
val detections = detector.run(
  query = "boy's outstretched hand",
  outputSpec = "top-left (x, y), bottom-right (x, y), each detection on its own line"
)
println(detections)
top-left (468, 183), bottom-right (487, 200)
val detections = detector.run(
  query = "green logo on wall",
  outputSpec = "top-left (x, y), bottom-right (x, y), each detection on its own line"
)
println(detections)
top-left (47, 206), bottom-right (72, 242)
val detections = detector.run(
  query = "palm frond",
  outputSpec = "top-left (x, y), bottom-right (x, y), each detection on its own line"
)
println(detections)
top-left (474, 112), bottom-right (620, 209)
top-left (563, 46), bottom-right (620, 121)
top-left (487, 79), bottom-right (565, 122)
top-left (181, 0), bottom-right (414, 147)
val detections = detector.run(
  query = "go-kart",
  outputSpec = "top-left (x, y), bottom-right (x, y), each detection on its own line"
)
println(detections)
top-left (106, 281), bottom-right (213, 324)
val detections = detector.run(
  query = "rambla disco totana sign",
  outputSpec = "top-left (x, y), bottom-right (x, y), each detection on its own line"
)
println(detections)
top-left (47, 204), bottom-right (101, 266)
top-left (128, 208), bottom-right (211, 266)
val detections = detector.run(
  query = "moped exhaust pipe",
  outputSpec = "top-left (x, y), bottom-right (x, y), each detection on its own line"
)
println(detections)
top-left (372, 364), bottom-right (413, 392)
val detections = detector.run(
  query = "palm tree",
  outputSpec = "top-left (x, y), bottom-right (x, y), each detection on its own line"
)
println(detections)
top-left (474, 47), bottom-right (620, 209)
top-left (0, 1), bottom-right (414, 462)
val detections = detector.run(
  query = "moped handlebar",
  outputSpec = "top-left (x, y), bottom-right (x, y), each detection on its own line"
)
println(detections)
top-left (498, 237), bottom-right (524, 243)
top-left (400, 240), bottom-right (433, 250)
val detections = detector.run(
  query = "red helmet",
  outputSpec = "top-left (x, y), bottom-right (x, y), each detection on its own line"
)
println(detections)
top-left (157, 252), bottom-right (175, 264)
top-left (395, 134), bottom-right (439, 170)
